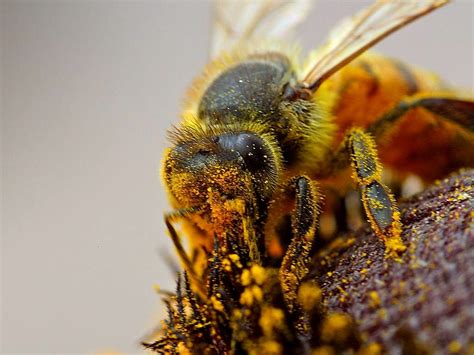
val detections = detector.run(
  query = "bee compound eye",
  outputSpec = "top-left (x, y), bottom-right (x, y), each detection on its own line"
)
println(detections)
top-left (218, 133), bottom-right (271, 172)
top-left (216, 132), bottom-right (279, 197)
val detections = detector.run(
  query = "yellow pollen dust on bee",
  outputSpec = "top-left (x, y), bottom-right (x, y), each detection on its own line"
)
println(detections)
top-left (347, 128), bottom-right (405, 258)
top-left (149, 0), bottom-right (473, 352)
top-left (240, 264), bottom-right (268, 306)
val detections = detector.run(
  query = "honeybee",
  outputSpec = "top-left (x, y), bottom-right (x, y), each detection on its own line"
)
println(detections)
top-left (161, 0), bottom-right (474, 281)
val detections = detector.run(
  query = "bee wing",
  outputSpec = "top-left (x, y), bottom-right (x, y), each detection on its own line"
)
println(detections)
top-left (301, 0), bottom-right (449, 92)
top-left (210, 0), bottom-right (312, 58)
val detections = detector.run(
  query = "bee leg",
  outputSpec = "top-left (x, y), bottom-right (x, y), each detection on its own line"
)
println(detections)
top-left (279, 176), bottom-right (321, 315)
top-left (165, 208), bottom-right (206, 293)
top-left (344, 128), bottom-right (406, 257)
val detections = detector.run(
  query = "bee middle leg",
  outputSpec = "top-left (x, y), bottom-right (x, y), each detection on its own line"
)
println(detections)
top-left (337, 128), bottom-right (406, 256)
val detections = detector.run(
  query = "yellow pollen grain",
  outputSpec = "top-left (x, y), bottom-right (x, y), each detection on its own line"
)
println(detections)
top-left (241, 269), bottom-right (252, 286)
top-left (447, 341), bottom-right (462, 353)
top-left (250, 264), bottom-right (267, 285)
top-left (369, 291), bottom-right (381, 308)
top-left (176, 342), bottom-right (191, 355)
top-left (321, 313), bottom-right (352, 342)
top-left (336, 286), bottom-right (348, 295)
top-left (232, 309), bottom-right (242, 319)
top-left (259, 307), bottom-right (285, 336)
top-left (210, 295), bottom-right (224, 312)
top-left (297, 282), bottom-right (322, 311)
top-left (229, 254), bottom-right (242, 268)
top-left (257, 340), bottom-right (282, 355)
top-left (358, 342), bottom-right (382, 355)
top-left (222, 258), bottom-right (232, 272)
top-left (370, 199), bottom-right (384, 209)
top-left (385, 236), bottom-right (407, 260)
top-left (251, 285), bottom-right (263, 302)
top-left (240, 287), bottom-right (254, 306)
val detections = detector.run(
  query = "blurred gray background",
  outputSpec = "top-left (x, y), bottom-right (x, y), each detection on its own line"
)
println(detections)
top-left (2, 0), bottom-right (472, 353)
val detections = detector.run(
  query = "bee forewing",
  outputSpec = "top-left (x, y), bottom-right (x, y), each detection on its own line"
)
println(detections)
top-left (302, 0), bottom-right (449, 91)
top-left (211, 0), bottom-right (313, 58)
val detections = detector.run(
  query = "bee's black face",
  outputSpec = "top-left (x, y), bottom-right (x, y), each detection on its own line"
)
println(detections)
top-left (164, 131), bottom-right (280, 207)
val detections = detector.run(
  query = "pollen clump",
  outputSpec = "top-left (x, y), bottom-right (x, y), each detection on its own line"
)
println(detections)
top-left (258, 340), bottom-right (283, 355)
top-left (384, 232), bottom-right (406, 260)
top-left (250, 264), bottom-right (267, 285)
top-left (321, 313), bottom-right (353, 343)
top-left (368, 291), bottom-right (381, 309)
top-left (239, 285), bottom-right (263, 306)
top-left (297, 282), bottom-right (322, 312)
top-left (358, 342), bottom-right (383, 355)
top-left (210, 295), bottom-right (224, 312)
top-left (447, 341), bottom-right (462, 353)
top-left (259, 306), bottom-right (285, 336)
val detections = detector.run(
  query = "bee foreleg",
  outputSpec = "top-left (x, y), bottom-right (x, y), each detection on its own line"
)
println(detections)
top-left (344, 129), bottom-right (406, 258)
top-left (279, 176), bottom-right (321, 315)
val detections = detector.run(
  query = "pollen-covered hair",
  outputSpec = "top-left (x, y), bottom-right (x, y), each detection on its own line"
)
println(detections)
top-left (166, 118), bottom-right (284, 195)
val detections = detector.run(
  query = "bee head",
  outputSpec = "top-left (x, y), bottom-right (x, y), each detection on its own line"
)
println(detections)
top-left (163, 126), bottom-right (281, 208)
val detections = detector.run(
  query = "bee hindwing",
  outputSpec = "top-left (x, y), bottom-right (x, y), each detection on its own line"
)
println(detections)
top-left (211, 0), bottom-right (312, 58)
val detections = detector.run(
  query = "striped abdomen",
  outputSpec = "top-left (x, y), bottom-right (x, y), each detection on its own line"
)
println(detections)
top-left (328, 53), bottom-right (474, 181)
